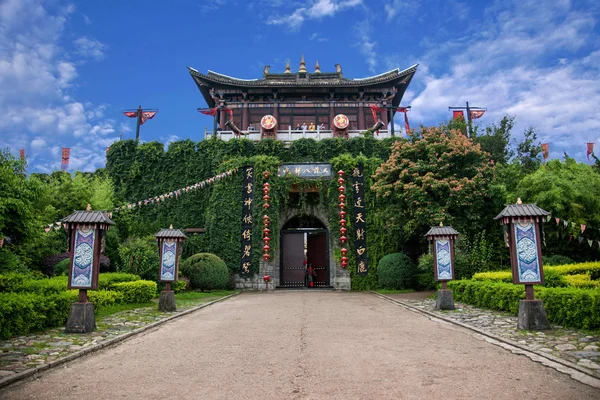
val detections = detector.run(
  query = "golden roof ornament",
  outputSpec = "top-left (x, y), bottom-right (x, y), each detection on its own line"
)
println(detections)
top-left (169, 224), bottom-right (173, 229)
top-left (284, 60), bottom-right (291, 74)
top-left (298, 54), bottom-right (307, 73)
top-left (517, 198), bottom-right (522, 205)
top-left (86, 204), bottom-right (92, 211)
top-left (439, 221), bottom-right (444, 226)
top-left (314, 60), bottom-right (321, 73)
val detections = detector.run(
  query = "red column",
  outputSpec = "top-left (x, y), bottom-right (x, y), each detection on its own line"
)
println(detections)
top-left (242, 103), bottom-right (249, 130)
top-left (358, 103), bottom-right (365, 130)
top-left (220, 103), bottom-right (227, 129)
top-left (273, 103), bottom-right (278, 123)
top-left (329, 103), bottom-right (335, 128)
top-left (380, 101), bottom-right (388, 128)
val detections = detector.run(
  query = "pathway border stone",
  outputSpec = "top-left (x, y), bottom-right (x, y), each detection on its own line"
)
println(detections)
top-left (0, 292), bottom-right (239, 390)
top-left (373, 292), bottom-right (600, 390)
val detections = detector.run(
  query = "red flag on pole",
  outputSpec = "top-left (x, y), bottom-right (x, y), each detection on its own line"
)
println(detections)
top-left (222, 108), bottom-right (234, 120)
top-left (541, 143), bottom-right (549, 160)
top-left (587, 142), bottom-right (594, 161)
top-left (397, 107), bottom-right (411, 133)
top-left (198, 108), bottom-right (218, 116)
top-left (61, 148), bottom-right (70, 171)
top-left (469, 110), bottom-right (485, 119)
top-left (123, 111), bottom-right (138, 118)
top-left (140, 111), bottom-right (157, 125)
top-left (452, 110), bottom-right (464, 120)
top-left (19, 149), bottom-right (25, 159)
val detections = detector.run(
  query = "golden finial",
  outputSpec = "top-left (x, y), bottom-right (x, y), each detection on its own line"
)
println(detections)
top-left (169, 224), bottom-right (173, 229)
top-left (284, 60), bottom-right (291, 74)
top-left (439, 221), bottom-right (444, 227)
top-left (517, 198), bottom-right (522, 205)
top-left (298, 54), bottom-right (307, 73)
top-left (314, 60), bottom-right (321, 73)
top-left (86, 204), bottom-right (92, 211)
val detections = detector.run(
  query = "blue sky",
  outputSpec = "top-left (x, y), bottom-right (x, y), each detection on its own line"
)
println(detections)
top-left (1, 0), bottom-right (599, 173)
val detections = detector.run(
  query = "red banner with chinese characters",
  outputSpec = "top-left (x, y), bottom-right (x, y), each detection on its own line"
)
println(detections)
top-left (140, 111), bottom-right (157, 125)
top-left (198, 107), bottom-right (218, 116)
top-left (541, 143), bottom-right (549, 160)
top-left (61, 148), bottom-right (70, 171)
top-left (452, 110), bottom-right (464, 120)
top-left (19, 149), bottom-right (25, 159)
top-left (123, 111), bottom-right (138, 118)
top-left (397, 107), bottom-right (411, 133)
top-left (469, 110), bottom-right (485, 119)
top-left (587, 142), bottom-right (594, 161)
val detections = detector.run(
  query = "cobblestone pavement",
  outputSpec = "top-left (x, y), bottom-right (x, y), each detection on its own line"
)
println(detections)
top-left (0, 294), bottom-right (229, 381)
top-left (2, 292), bottom-right (599, 399)
top-left (385, 293), bottom-right (600, 379)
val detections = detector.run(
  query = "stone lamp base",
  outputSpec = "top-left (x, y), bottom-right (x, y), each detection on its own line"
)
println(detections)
top-left (518, 300), bottom-right (550, 330)
top-left (435, 289), bottom-right (455, 310)
top-left (159, 290), bottom-right (176, 312)
top-left (65, 302), bottom-right (96, 333)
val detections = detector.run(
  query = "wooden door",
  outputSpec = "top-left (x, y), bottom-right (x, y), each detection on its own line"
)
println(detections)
top-left (281, 232), bottom-right (305, 287)
top-left (307, 231), bottom-right (329, 287)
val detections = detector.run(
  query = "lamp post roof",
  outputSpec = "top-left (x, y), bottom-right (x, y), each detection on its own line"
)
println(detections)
top-left (155, 227), bottom-right (188, 239)
top-left (61, 210), bottom-right (114, 225)
top-left (424, 225), bottom-right (460, 237)
top-left (494, 203), bottom-right (550, 220)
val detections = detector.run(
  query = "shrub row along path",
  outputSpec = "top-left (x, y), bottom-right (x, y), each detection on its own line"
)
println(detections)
top-left (2, 292), bottom-right (599, 399)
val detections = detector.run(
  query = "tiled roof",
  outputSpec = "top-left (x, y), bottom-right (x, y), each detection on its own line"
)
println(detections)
top-left (494, 204), bottom-right (550, 219)
top-left (155, 228), bottom-right (188, 239)
top-left (189, 64), bottom-right (418, 88)
top-left (62, 211), bottom-right (114, 225)
top-left (424, 226), bottom-right (460, 237)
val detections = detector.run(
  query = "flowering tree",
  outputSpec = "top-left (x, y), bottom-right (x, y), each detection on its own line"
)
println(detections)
top-left (371, 126), bottom-right (497, 245)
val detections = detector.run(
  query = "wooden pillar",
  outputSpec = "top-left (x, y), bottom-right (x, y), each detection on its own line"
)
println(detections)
top-left (380, 101), bottom-right (388, 127)
top-left (273, 102), bottom-right (278, 122)
top-left (329, 103), bottom-right (335, 127)
top-left (242, 103), bottom-right (249, 130)
top-left (219, 102), bottom-right (226, 129)
top-left (358, 103), bottom-right (365, 130)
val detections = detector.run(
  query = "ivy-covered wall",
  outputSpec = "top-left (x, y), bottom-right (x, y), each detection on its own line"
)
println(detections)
top-left (106, 136), bottom-right (400, 289)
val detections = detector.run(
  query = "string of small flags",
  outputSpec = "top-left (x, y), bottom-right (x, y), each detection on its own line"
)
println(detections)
top-left (43, 168), bottom-right (239, 231)
top-left (545, 214), bottom-right (600, 249)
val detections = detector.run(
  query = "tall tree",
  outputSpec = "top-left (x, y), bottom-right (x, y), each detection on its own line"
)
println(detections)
top-left (473, 115), bottom-right (514, 165)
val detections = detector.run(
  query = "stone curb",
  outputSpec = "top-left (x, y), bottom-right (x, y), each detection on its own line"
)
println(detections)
top-left (0, 292), bottom-right (239, 391)
top-left (373, 292), bottom-right (600, 390)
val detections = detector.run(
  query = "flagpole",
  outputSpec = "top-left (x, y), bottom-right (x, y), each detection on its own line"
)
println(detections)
top-left (135, 105), bottom-right (142, 144)
top-left (448, 102), bottom-right (486, 137)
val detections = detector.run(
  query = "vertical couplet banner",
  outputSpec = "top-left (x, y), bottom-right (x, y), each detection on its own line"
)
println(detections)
top-left (19, 149), bottom-right (25, 159)
top-left (352, 164), bottom-right (368, 275)
top-left (452, 110), bottom-right (464, 120)
top-left (240, 166), bottom-right (254, 276)
top-left (61, 148), bottom-right (70, 171)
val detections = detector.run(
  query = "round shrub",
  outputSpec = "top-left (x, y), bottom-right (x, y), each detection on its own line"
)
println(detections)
top-left (180, 253), bottom-right (229, 291)
top-left (54, 258), bottom-right (70, 276)
top-left (378, 252), bottom-right (416, 290)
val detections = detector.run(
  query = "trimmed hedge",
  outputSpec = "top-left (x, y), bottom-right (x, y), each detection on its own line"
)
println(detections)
top-left (448, 280), bottom-right (600, 329)
top-left (547, 262), bottom-right (600, 280)
top-left (377, 253), bottom-right (415, 290)
top-left (112, 280), bottom-right (157, 303)
top-left (562, 274), bottom-right (600, 289)
top-left (98, 272), bottom-right (141, 290)
top-left (180, 253), bottom-right (229, 291)
top-left (472, 271), bottom-right (511, 283)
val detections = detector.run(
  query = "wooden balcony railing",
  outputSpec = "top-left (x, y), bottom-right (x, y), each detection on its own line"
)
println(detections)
top-left (204, 128), bottom-right (394, 141)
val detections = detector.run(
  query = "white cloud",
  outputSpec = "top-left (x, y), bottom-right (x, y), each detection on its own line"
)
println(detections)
top-left (309, 32), bottom-right (328, 42)
top-left (73, 36), bottom-right (106, 60)
top-left (268, 0), bottom-right (362, 30)
top-left (0, 0), bottom-right (117, 173)
top-left (406, 0), bottom-right (600, 161)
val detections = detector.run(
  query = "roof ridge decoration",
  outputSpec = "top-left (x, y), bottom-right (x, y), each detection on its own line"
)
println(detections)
top-left (298, 54), bottom-right (307, 73)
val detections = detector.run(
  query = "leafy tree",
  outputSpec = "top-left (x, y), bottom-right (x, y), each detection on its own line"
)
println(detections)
top-left (371, 125), bottom-right (497, 248)
top-left (117, 236), bottom-right (160, 281)
top-left (515, 127), bottom-right (543, 175)
top-left (473, 115), bottom-right (514, 165)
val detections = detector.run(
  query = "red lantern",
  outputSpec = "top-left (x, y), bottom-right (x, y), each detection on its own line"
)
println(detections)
top-left (340, 227), bottom-right (347, 235)
top-left (263, 194), bottom-right (270, 201)
top-left (263, 254), bottom-right (271, 262)
top-left (341, 256), bottom-right (348, 267)
top-left (263, 244), bottom-right (270, 251)
top-left (341, 248), bottom-right (348, 256)
top-left (338, 186), bottom-right (346, 193)
top-left (337, 177), bottom-right (345, 184)
top-left (263, 182), bottom-right (270, 188)
top-left (339, 202), bottom-right (345, 209)
top-left (263, 228), bottom-right (271, 235)
top-left (263, 237), bottom-right (271, 244)
top-left (338, 170), bottom-right (344, 176)
top-left (339, 193), bottom-right (346, 201)
top-left (340, 219), bottom-right (346, 227)
top-left (263, 170), bottom-right (270, 179)
top-left (340, 235), bottom-right (347, 244)
top-left (339, 210), bottom-right (346, 218)
top-left (263, 215), bottom-right (270, 221)
top-left (263, 203), bottom-right (270, 209)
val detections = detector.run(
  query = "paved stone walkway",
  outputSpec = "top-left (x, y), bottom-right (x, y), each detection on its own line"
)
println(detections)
top-left (2, 292), bottom-right (599, 399)
top-left (386, 294), bottom-right (600, 378)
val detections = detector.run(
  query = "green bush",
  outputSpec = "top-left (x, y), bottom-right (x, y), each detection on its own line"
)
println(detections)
top-left (562, 274), bottom-right (600, 289)
top-left (542, 268), bottom-right (566, 288)
top-left (543, 255), bottom-right (574, 266)
top-left (5, 276), bottom-right (69, 295)
top-left (0, 272), bottom-right (39, 292)
top-left (180, 253), bottom-right (229, 291)
top-left (54, 258), bottom-right (70, 276)
top-left (85, 290), bottom-right (124, 308)
top-left (416, 253), bottom-right (437, 290)
top-left (377, 253), bottom-right (415, 290)
top-left (546, 262), bottom-right (600, 280)
top-left (0, 249), bottom-right (27, 274)
top-left (112, 280), bottom-right (157, 303)
top-left (98, 272), bottom-right (141, 290)
top-left (0, 291), bottom-right (76, 340)
top-left (117, 236), bottom-right (160, 281)
top-left (472, 271), bottom-right (512, 282)
top-left (448, 280), bottom-right (600, 329)
top-left (158, 280), bottom-right (187, 293)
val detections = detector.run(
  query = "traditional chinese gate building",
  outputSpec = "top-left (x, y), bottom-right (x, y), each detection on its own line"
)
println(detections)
top-left (188, 58), bottom-right (417, 290)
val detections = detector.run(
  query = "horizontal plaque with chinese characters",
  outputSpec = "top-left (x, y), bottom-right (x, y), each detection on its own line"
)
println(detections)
top-left (278, 163), bottom-right (332, 178)
top-left (352, 164), bottom-right (368, 275)
top-left (240, 166), bottom-right (254, 277)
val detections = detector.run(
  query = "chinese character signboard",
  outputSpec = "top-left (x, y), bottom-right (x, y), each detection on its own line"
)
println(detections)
top-left (352, 164), bottom-right (368, 275)
top-left (278, 163), bottom-right (332, 178)
top-left (240, 166), bottom-right (254, 276)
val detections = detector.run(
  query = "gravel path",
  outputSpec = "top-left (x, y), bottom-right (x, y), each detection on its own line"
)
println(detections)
top-left (2, 292), bottom-right (599, 399)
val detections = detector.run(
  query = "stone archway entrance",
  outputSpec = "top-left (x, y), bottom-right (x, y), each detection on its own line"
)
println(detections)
top-left (279, 215), bottom-right (330, 288)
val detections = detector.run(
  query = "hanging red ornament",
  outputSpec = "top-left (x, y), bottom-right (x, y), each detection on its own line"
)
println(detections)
top-left (263, 253), bottom-right (271, 262)
top-left (339, 210), bottom-right (346, 218)
top-left (337, 170), bottom-right (344, 176)
top-left (263, 228), bottom-right (271, 235)
top-left (337, 177), bottom-right (345, 185)
top-left (263, 194), bottom-right (270, 201)
top-left (263, 244), bottom-right (270, 252)
top-left (341, 256), bottom-right (348, 267)
top-left (338, 186), bottom-right (346, 193)
top-left (339, 202), bottom-right (345, 209)
top-left (338, 193), bottom-right (346, 201)
top-left (263, 203), bottom-right (270, 209)
top-left (340, 235), bottom-right (347, 244)
top-left (340, 227), bottom-right (347, 235)
top-left (263, 182), bottom-right (270, 188)
top-left (263, 236), bottom-right (271, 244)
top-left (340, 219), bottom-right (346, 227)
top-left (263, 170), bottom-right (270, 179)
top-left (341, 248), bottom-right (348, 256)
top-left (263, 215), bottom-right (270, 221)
